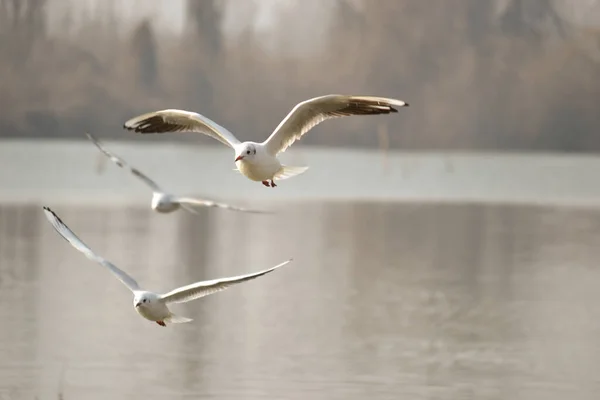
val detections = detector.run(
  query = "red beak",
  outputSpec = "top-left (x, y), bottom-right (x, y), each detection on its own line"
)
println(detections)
top-left (235, 155), bottom-right (244, 162)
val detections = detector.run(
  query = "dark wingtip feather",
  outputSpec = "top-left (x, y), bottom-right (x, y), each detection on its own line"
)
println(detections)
top-left (390, 101), bottom-right (409, 112)
top-left (123, 122), bottom-right (139, 132)
top-left (42, 206), bottom-right (59, 221)
top-left (123, 116), bottom-right (178, 134)
top-left (42, 207), bottom-right (72, 244)
top-left (42, 206), bottom-right (63, 225)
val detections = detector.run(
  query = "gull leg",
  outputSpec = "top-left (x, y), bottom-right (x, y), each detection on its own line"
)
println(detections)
top-left (156, 321), bottom-right (166, 327)
top-left (262, 180), bottom-right (270, 187)
top-left (270, 180), bottom-right (277, 188)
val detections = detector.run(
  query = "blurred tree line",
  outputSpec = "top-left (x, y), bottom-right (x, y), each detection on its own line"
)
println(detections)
top-left (0, 0), bottom-right (598, 151)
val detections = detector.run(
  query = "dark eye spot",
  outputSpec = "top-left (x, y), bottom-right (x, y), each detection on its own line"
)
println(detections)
top-left (246, 150), bottom-right (250, 155)
top-left (143, 299), bottom-right (147, 303)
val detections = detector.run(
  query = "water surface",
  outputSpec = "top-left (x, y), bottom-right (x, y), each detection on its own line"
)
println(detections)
top-left (1, 202), bottom-right (600, 399)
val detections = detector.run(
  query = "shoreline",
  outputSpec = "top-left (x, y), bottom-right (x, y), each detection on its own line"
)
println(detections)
top-left (2, 139), bottom-right (600, 208)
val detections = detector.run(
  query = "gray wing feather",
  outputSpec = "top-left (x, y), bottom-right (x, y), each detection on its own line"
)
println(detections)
top-left (263, 95), bottom-right (408, 155)
top-left (176, 197), bottom-right (272, 215)
top-left (159, 259), bottom-right (292, 304)
top-left (86, 133), bottom-right (162, 192)
top-left (42, 207), bottom-right (141, 292)
top-left (123, 109), bottom-right (241, 148)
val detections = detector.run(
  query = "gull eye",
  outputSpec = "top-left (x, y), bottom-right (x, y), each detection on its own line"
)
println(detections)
top-left (246, 150), bottom-right (251, 155)
top-left (143, 299), bottom-right (147, 303)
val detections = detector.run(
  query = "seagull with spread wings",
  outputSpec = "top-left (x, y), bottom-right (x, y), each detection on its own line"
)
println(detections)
top-left (86, 133), bottom-right (270, 215)
top-left (124, 95), bottom-right (409, 188)
top-left (43, 207), bottom-right (292, 327)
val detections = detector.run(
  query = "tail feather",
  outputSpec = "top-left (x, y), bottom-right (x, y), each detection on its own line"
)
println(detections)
top-left (165, 314), bottom-right (193, 324)
top-left (274, 165), bottom-right (309, 181)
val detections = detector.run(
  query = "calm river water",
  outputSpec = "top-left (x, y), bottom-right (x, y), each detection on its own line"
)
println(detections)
top-left (1, 201), bottom-right (600, 399)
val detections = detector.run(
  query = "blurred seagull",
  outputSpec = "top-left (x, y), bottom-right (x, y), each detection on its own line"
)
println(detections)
top-left (42, 207), bottom-right (292, 327)
top-left (86, 133), bottom-right (270, 215)
top-left (124, 94), bottom-right (409, 187)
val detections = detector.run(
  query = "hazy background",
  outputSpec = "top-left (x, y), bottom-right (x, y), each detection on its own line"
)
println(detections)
top-left (1, 0), bottom-right (599, 150)
top-left (3, 1), bottom-right (600, 399)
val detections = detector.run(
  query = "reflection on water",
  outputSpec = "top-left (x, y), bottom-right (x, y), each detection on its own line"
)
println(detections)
top-left (1, 202), bottom-right (600, 399)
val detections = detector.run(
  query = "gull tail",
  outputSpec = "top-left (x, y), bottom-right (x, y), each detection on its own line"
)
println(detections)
top-left (274, 165), bottom-right (309, 181)
top-left (165, 313), bottom-right (193, 324)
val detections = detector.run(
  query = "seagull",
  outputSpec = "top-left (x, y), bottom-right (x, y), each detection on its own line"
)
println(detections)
top-left (42, 206), bottom-right (292, 327)
top-left (124, 94), bottom-right (409, 188)
top-left (86, 133), bottom-right (270, 215)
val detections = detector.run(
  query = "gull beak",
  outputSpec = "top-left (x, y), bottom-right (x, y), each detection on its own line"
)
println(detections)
top-left (235, 155), bottom-right (244, 162)
top-left (135, 302), bottom-right (141, 308)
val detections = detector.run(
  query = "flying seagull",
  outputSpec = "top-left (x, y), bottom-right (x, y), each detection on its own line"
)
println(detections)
top-left (42, 206), bottom-right (292, 327)
top-left (124, 94), bottom-right (409, 188)
top-left (86, 133), bottom-right (270, 215)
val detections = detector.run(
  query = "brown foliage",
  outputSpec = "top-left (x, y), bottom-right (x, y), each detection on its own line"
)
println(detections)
top-left (0, 0), bottom-right (598, 151)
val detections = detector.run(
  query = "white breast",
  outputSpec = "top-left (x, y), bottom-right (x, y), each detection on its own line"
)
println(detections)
top-left (136, 303), bottom-right (170, 322)
top-left (236, 158), bottom-right (281, 181)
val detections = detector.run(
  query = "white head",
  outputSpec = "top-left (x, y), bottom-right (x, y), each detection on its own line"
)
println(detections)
top-left (134, 293), bottom-right (154, 309)
top-left (234, 143), bottom-right (257, 163)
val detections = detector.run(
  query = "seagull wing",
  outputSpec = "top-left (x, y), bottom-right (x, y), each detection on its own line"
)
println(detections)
top-left (42, 207), bottom-right (141, 292)
top-left (176, 196), bottom-right (272, 215)
top-left (86, 133), bottom-right (162, 192)
top-left (159, 259), bottom-right (292, 304)
top-left (263, 95), bottom-right (408, 155)
top-left (123, 109), bottom-right (241, 149)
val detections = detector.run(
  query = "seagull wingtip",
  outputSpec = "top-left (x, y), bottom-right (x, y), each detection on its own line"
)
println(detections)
top-left (278, 258), bottom-right (294, 267)
top-left (387, 100), bottom-right (408, 112)
top-left (42, 206), bottom-right (56, 218)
